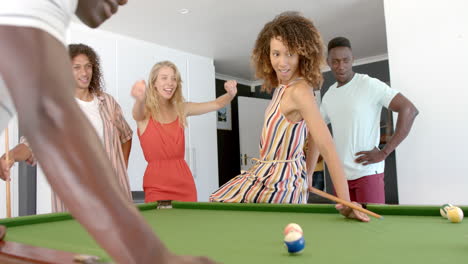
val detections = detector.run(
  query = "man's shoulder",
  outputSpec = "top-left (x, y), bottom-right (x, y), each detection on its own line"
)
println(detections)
top-left (356, 73), bottom-right (386, 87)
top-left (98, 92), bottom-right (111, 100)
top-left (98, 92), bottom-right (120, 107)
top-left (326, 81), bottom-right (338, 90)
top-left (322, 82), bottom-right (339, 102)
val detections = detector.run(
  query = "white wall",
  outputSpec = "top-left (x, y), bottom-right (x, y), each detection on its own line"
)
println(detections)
top-left (186, 55), bottom-right (218, 201)
top-left (384, 0), bottom-right (468, 205)
top-left (34, 24), bottom-right (218, 213)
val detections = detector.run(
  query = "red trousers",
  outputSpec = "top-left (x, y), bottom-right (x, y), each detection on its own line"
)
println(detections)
top-left (348, 173), bottom-right (385, 204)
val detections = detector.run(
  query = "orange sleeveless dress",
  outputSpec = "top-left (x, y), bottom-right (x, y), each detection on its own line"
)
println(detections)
top-left (138, 117), bottom-right (197, 202)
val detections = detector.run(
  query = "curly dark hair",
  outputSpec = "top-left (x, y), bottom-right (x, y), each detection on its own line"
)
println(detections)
top-left (68, 43), bottom-right (104, 95)
top-left (252, 12), bottom-right (325, 93)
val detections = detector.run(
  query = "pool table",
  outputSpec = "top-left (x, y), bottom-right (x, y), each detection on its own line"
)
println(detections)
top-left (0, 202), bottom-right (467, 263)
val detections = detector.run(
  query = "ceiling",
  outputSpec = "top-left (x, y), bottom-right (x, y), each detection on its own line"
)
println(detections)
top-left (99, 0), bottom-right (387, 82)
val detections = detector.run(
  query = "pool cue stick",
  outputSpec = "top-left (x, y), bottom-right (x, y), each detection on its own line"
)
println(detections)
top-left (5, 128), bottom-right (11, 218)
top-left (309, 186), bottom-right (383, 219)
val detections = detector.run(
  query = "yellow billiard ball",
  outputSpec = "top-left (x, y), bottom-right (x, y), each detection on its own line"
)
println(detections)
top-left (447, 206), bottom-right (464, 223)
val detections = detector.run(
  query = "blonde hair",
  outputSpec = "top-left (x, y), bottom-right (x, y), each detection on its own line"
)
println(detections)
top-left (145, 61), bottom-right (186, 126)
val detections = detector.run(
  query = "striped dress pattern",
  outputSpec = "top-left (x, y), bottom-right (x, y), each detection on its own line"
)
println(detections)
top-left (210, 84), bottom-right (309, 204)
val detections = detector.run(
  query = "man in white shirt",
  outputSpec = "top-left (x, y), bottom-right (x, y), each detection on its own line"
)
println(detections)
top-left (0, 1), bottom-right (215, 263)
top-left (320, 37), bottom-right (419, 204)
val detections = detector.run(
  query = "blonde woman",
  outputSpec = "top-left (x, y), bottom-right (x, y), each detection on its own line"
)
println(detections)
top-left (131, 61), bottom-right (237, 207)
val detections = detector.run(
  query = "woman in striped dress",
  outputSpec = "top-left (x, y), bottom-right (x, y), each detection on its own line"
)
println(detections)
top-left (210, 12), bottom-right (369, 221)
top-left (211, 79), bottom-right (309, 203)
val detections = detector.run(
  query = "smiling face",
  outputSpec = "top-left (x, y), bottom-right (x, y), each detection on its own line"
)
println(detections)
top-left (269, 37), bottom-right (300, 85)
top-left (72, 54), bottom-right (93, 91)
top-left (154, 66), bottom-right (177, 101)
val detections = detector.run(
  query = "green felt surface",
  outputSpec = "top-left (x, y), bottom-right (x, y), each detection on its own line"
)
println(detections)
top-left (1, 203), bottom-right (467, 263)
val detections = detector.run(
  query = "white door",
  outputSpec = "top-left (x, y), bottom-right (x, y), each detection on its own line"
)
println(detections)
top-left (238, 96), bottom-right (271, 172)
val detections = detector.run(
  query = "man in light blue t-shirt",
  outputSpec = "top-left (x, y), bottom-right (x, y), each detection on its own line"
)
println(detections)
top-left (320, 37), bottom-right (419, 204)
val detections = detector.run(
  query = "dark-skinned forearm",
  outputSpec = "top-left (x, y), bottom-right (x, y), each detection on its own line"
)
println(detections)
top-left (382, 106), bottom-right (419, 157)
top-left (0, 26), bottom-right (168, 263)
top-left (11, 144), bottom-right (32, 162)
top-left (121, 139), bottom-right (132, 169)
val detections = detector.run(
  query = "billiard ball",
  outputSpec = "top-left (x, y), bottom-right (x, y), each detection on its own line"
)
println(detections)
top-left (284, 231), bottom-right (305, 254)
top-left (283, 223), bottom-right (303, 235)
top-left (446, 206), bottom-right (464, 223)
top-left (440, 204), bottom-right (453, 218)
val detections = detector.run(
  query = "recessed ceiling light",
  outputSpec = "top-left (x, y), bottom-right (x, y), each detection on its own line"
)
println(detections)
top-left (178, 8), bottom-right (189, 15)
